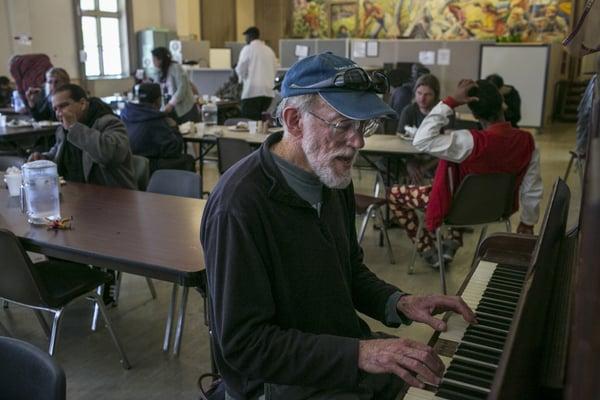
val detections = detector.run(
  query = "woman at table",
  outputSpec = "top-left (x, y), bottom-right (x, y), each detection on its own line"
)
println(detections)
top-left (25, 67), bottom-right (70, 121)
top-left (151, 47), bottom-right (201, 124)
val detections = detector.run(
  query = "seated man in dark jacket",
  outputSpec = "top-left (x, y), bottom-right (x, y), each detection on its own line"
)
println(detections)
top-left (121, 83), bottom-right (194, 173)
top-left (30, 84), bottom-right (136, 190)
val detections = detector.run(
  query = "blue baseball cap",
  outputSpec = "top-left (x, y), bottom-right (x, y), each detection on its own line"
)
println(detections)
top-left (281, 52), bottom-right (396, 120)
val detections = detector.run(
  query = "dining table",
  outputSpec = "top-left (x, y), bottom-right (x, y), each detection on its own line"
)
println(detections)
top-left (0, 178), bottom-right (206, 356)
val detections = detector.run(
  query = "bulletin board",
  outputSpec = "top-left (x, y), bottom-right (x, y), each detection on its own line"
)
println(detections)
top-left (480, 44), bottom-right (550, 128)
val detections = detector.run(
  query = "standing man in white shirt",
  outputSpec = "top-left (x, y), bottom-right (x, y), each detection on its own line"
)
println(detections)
top-left (235, 26), bottom-right (278, 120)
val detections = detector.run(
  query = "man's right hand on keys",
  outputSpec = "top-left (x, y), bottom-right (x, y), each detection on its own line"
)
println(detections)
top-left (357, 338), bottom-right (445, 388)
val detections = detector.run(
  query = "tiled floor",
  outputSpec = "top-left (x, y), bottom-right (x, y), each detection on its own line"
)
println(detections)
top-left (0, 122), bottom-right (581, 399)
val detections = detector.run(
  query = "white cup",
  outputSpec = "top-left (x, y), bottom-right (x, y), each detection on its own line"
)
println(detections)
top-left (4, 174), bottom-right (22, 197)
top-left (0, 115), bottom-right (6, 127)
top-left (248, 121), bottom-right (258, 134)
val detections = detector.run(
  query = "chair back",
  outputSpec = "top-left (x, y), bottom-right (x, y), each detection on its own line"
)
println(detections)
top-left (0, 229), bottom-right (49, 308)
top-left (453, 119), bottom-right (481, 130)
top-left (223, 117), bottom-right (253, 126)
top-left (444, 173), bottom-right (515, 226)
top-left (0, 336), bottom-right (66, 400)
top-left (132, 155), bottom-right (150, 190)
top-left (216, 137), bottom-right (253, 174)
top-left (0, 155), bottom-right (26, 170)
top-left (147, 169), bottom-right (201, 199)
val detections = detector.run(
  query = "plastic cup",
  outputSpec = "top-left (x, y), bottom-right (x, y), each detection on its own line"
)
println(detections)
top-left (4, 174), bottom-right (22, 197)
top-left (248, 121), bottom-right (258, 134)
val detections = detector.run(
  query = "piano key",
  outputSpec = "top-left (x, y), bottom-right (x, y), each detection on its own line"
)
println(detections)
top-left (439, 377), bottom-right (491, 396)
top-left (453, 354), bottom-right (498, 369)
top-left (455, 347), bottom-right (501, 365)
top-left (404, 387), bottom-right (443, 399)
top-left (444, 370), bottom-right (492, 389)
top-left (447, 360), bottom-right (496, 380)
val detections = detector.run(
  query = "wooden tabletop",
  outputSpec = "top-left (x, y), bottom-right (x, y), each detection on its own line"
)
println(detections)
top-left (182, 125), bottom-right (271, 145)
top-left (0, 180), bottom-right (206, 286)
top-left (0, 123), bottom-right (57, 141)
top-left (362, 134), bottom-right (421, 155)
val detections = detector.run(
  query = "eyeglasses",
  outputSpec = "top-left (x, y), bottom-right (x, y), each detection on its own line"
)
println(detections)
top-left (307, 111), bottom-right (380, 138)
top-left (290, 67), bottom-right (390, 94)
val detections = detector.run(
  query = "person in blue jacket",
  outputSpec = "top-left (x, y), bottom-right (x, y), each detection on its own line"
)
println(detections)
top-left (121, 83), bottom-right (194, 173)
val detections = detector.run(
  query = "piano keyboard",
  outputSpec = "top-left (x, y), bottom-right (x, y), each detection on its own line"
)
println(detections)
top-left (405, 261), bottom-right (527, 400)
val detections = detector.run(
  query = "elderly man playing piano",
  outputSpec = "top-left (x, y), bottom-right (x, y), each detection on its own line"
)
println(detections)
top-left (201, 53), bottom-right (477, 400)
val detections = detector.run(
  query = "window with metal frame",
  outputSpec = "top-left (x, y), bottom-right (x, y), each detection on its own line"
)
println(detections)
top-left (79, 0), bottom-right (128, 77)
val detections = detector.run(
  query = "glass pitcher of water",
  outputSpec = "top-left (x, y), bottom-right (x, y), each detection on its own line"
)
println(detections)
top-left (21, 160), bottom-right (61, 224)
top-left (201, 102), bottom-right (218, 125)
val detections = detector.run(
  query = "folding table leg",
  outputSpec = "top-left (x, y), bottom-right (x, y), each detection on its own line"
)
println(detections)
top-left (173, 286), bottom-right (189, 356)
top-left (163, 283), bottom-right (179, 352)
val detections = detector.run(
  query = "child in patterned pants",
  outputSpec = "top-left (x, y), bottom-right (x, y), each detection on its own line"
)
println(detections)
top-left (388, 184), bottom-right (463, 267)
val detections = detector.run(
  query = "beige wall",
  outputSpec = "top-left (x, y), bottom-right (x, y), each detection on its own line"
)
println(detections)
top-left (236, 0), bottom-right (254, 42)
top-left (0, 0), bottom-right (79, 79)
top-left (131, 0), bottom-right (162, 32)
top-left (177, 0), bottom-right (200, 39)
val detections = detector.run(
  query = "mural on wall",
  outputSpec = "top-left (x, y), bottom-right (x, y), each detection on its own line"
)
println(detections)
top-left (290, 0), bottom-right (571, 42)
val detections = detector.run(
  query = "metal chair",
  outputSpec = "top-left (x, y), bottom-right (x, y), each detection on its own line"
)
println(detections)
top-left (131, 155), bottom-right (150, 191)
top-left (0, 229), bottom-right (130, 369)
top-left (0, 336), bottom-right (66, 400)
top-left (355, 193), bottom-right (395, 264)
top-left (147, 169), bottom-right (202, 199)
top-left (146, 169), bottom-right (202, 356)
top-left (409, 173), bottom-right (515, 294)
top-left (216, 137), bottom-right (253, 174)
top-left (0, 155), bottom-right (26, 170)
top-left (563, 150), bottom-right (584, 185)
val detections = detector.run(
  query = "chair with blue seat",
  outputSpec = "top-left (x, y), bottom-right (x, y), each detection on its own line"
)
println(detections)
top-left (0, 229), bottom-right (130, 368)
top-left (216, 137), bottom-right (253, 174)
top-left (132, 154), bottom-right (150, 191)
top-left (0, 336), bottom-right (66, 400)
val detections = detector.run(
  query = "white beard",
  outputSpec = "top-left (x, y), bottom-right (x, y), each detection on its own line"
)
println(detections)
top-left (301, 133), bottom-right (357, 189)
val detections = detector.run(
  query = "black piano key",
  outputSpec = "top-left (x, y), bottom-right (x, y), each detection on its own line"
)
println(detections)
top-left (478, 298), bottom-right (517, 313)
top-left (482, 287), bottom-right (520, 301)
top-left (463, 332), bottom-right (506, 350)
top-left (458, 342), bottom-right (503, 359)
top-left (458, 339), bottom-right (503, 355)
top-left (455, 347), bottom-right (501, 365)
top-left (490, 274), bottom-right (523, 284)
top-left (487, 279), bottom-right (523, 293)
top-left (474, 315), bottom-right (512, 331)
top-left (495, 264), bottom-right (527, 276)
top-left (484, 283), bottom-right (522, 298)
top-left (464, 327), bottom-right (507, 344)
top-left (438, 379), bottom-right (490, 399)
top-left (476, 304), bottom-right (514, 319)
top-left (494, 266), bottom-right (526, 277)
top-left (448, 360), bottom-right (497, 380)
top-left (445, 370), bottom-right (493, 389)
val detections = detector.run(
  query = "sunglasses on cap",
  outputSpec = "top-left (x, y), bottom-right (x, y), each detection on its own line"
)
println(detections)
top-left (291, 67), bottom-right (390, 94)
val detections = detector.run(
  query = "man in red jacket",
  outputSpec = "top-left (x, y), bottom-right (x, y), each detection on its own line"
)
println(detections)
top-left (389, 79), bottom-right (542, 267)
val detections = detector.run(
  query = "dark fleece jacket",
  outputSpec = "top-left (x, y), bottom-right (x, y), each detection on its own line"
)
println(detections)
top-left (120, 102), bottom-right (183, 160)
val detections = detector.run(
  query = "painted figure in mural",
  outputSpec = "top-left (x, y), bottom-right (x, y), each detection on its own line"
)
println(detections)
top-left (336, 25), bottom-right (350, 38)
top-left (360, 0), bottom-right (387, 38)
top-left (506, 6), bottom-right (532, 40)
